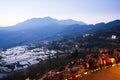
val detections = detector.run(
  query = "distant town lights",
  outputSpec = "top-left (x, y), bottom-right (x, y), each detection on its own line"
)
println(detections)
top-left (111, 35), bottom-right (116, 39)
top-left (83, 34), bottom-right (90, 38)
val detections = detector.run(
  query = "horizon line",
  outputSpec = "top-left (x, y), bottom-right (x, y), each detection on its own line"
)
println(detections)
top-left (0, 17), bottom-right (120, 27)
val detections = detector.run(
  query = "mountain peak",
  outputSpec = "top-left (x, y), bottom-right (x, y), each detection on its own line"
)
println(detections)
top-left (59, 19), bottom-right (86, 25)
top-left (43, 16), bottom-right (53, 19)
top-left (12, 17), bottom-right (86, 29)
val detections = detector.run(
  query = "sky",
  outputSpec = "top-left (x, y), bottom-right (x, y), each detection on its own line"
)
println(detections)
top-left (0, 0), bottom-right (120, 26)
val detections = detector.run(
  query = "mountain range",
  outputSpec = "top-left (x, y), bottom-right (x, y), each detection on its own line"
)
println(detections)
top-left (0, 17), bottom-right (120, 49)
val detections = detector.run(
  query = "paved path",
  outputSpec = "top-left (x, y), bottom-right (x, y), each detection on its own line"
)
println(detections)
top-left (81, 65), bottom-right (120, 80)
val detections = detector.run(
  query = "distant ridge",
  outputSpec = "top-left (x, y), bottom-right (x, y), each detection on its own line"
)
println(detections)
top-left (0, 17), bottom-right (86, 30)
top-left (0, 18), bottom-right (120, 49)
top-left (18, 17), bottom-right (86, 25)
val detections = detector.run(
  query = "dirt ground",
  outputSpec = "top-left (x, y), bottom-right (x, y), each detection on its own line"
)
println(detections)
top-left (81, 65), bottom-right (120, 80)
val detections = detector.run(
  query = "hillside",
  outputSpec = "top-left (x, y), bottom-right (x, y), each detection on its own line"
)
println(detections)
top-left (0, 19), bottom-right (120, 80)
top-left (47, 22), bottom-right (120, 53)
top-left (0, 19), bottom-right (120, 50)
top-left (0, 17), bottom-right (86, 49)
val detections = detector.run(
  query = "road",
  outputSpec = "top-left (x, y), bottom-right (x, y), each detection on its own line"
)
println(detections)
top-left (80, 65), bottom-right (120, 80)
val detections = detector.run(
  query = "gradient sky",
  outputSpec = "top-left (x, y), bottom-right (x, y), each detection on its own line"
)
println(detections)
top-left (0, 0), bottom-right (120, 26)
